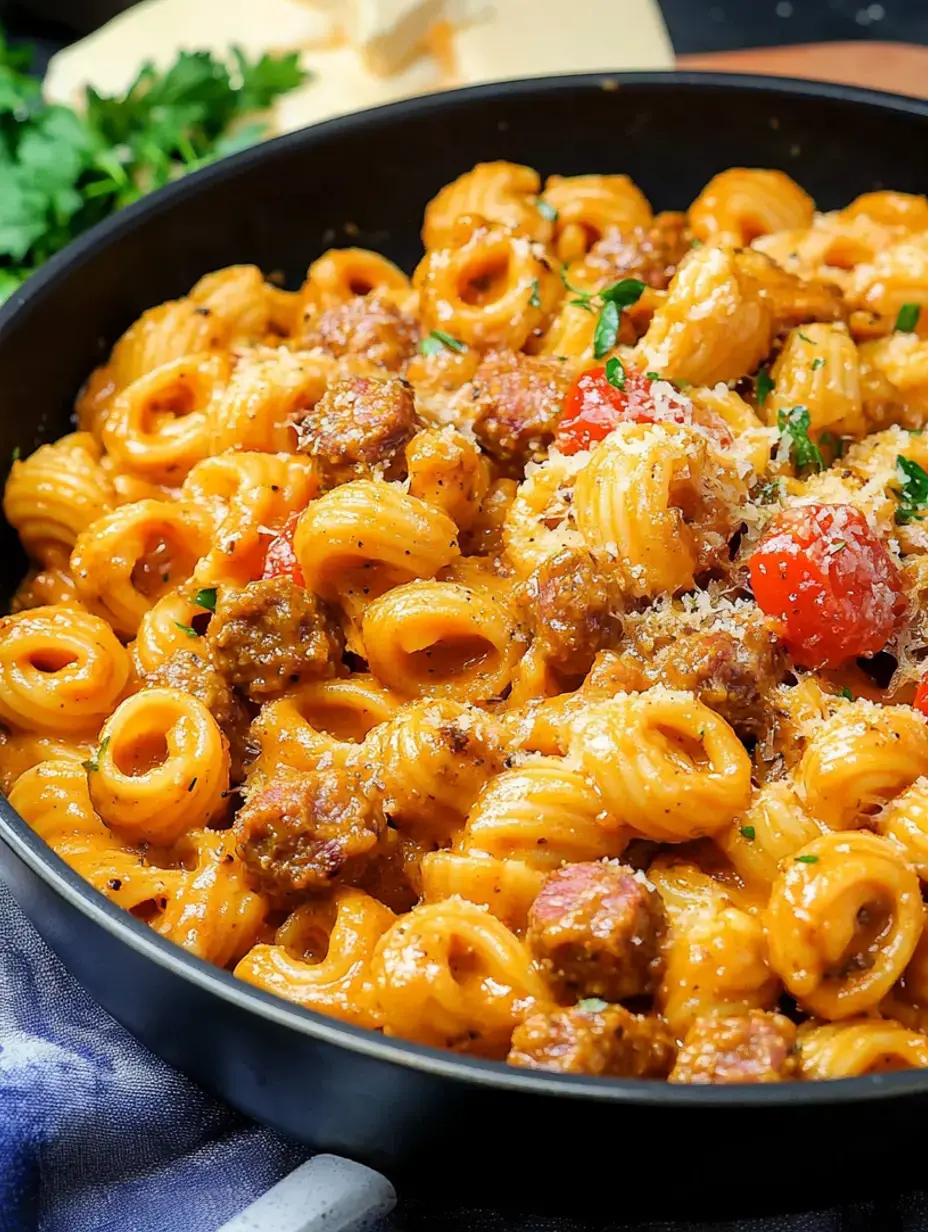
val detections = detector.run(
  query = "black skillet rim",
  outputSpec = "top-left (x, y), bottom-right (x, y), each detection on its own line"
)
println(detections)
top-left (3, 69), bottom-right (928, 1108)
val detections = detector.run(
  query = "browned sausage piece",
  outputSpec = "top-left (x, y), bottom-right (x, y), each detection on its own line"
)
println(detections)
top-left (524, 547), bottom-right (622, 678)
top-left (296, 293), bottom-right (419, 372)
top-left (296, 375), bottom-right (422, 486)
top-left (527, 862), bottom-right (666, 1002)
top-left (669, 1011), bottom-right (798, 1085)
top-left (143, 648), bottom-right (253, 782)
top-left (508, 1003), bottom-right (676, 1077)
top-left (235, 767), bottom-right (385, 904)
top-left (582, 212), bottom-right (691, 291)
top-left (206, 576), bottom-right (342, 699)
top-left (469, 350), bottom-right (572, 468)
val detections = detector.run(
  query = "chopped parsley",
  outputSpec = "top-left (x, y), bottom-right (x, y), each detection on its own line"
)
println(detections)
top-left (754, 477), bottom-right (783, 505)
top-left (778, 406), bottom-right (824, 472)
top-left (645, 370), bottom-right (661, 380)
top-left (560, 269), bottom-right (646, 360)
top-left (604, 356), bottom-right (626, 391)
top-left (194, 587), bottom-right (217, 612)
top-left (174, 620), bottom-right (199, 637)
top-left (795, 854), bottom-right (819, 864)
top-left (896, 302), bottom-right (921, 333)
top-left (577, 998), bottom-right (608, 1013)
top-left (797, 331), bottom-right (815, 344)
top-left (840, 686), bottom-right (854, 701)
top-left (812, 357), bottom-right (825, 371)
top-left (528, 277), bottom-right (541, 309)
top-left (536, 199), bottom-right (558, 222)
top-left (755, 367), bottom-right (774, 408)
top-left (420, 329), bottom-right (466, 357)
top-left (81, 735), bottom-right (109, 774)
top-left (740, 825), bottom-right (756, 841)
top-left (894, 454), bottom-right (928, 524)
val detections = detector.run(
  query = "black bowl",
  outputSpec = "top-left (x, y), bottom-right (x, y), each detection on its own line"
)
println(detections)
top-left (2, 73), bottom-right (928, 1218)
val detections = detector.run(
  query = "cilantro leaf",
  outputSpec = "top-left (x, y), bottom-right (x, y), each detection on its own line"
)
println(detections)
top-left (604, 356), bottom-right (626, 391)
top-left (419, 329), bottom-right (466, 357)
top-left (593, 300), bottom-right (620, 360)
top-left (755, 367), bottom-right (774, 408)
top-left (81, 734), bottom-right (110, 774)
top-left (601, 277), bottom-right (646, 308)
top-left (896, 303), bottom-right (921, 333)
top-left (577, 998), bottom-right (608, 1012)
top-left (778, 406), bottom-right (824, 473)
top-left (894, 455), bottom-right (928, 524)
top-left (795, 854), bottom-right (819, 864)
top-left (194, 587), bottom-right (218, 612)
top-left (232, 47), bottom-right (306, 112)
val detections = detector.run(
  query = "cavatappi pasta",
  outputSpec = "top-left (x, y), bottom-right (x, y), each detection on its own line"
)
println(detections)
top-left (13, 164), bottom-right (928, 1084)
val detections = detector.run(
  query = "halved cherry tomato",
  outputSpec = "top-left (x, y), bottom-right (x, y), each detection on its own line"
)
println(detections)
top-left (748, 503), bottom-right (905, 669)
top-left (262, 512), bottom-right (304, 587)
top-left (554, 366), bottom-right (686, 455)
top-left (915, 676), bottom-right (928, 719)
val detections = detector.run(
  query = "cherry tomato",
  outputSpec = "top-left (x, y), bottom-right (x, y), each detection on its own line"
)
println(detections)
top-left (262, 512), bottom-right (304, 587)
top-left (748, 503), bottom-right (905, 669)
top-left (555, 366), bottom-right (686, 455)
top-left (915, 677), bottom-right (928, 719)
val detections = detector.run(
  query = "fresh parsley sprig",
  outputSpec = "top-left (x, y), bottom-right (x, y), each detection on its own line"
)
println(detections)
top-left (777, 406), bottom-right (824, 473)
top-left (894, 455), bottom-right (928, 524)
top-left (0, 30), bottom-right (307, 300)
top-left (560, 269), bottom-right (646, 360)
top-left (419, 329), bottom-right (466, 357)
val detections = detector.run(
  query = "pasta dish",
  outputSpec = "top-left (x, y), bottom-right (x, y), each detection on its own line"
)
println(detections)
top-left (7, 163), bottom-right (928, 1084)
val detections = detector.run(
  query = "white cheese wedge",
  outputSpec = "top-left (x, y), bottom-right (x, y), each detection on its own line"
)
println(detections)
top-left (351, 0), bottom-right (447, 77)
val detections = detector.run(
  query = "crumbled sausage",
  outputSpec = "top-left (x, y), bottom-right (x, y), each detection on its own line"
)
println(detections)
top-left (669, 1011), bottom-right (798, 1084)
top-left (143, 648), bottom-right (252, 782)
top-left (582, 212), bottom-right (691, 291)
top-left (296, 375), bottom-right (422, 485)
top-left (527, 862), bottom-right (666, 1002)
top-left (508, 1003), bottom-right (676, 1077)
top-left (297, 293), bottom-right (418, 372)
top-left (525, 548), bottom-right (622, 678)
top-left (468, 351), bottom-right (572, 468)
top-left (235, 767), bottom-right (385, 903)
top-left (207, 576), bottom-right (342, 698)
top-left (589, 607), bottom-right (786, 739)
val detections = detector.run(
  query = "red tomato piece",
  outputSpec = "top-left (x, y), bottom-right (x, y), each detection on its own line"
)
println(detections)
top-left (748, 503), bottom-right (905, 669)
top-left (915, 677), bottom-right (928, 720)
top-left (555, 366), bottom-right (687, 455)
top-left (262, 512), bottom-right (304, 587)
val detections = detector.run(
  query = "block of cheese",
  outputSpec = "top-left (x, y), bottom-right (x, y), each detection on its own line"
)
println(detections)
top-left (45, 0), bottom-right (673, 133)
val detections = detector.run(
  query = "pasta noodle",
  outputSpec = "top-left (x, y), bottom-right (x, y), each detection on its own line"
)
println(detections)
top-left (11, 165), bottom-right (928, 1082)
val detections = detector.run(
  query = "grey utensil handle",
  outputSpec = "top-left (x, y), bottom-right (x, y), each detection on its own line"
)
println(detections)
top-left (216, 1154), bottom-right (396, 1232)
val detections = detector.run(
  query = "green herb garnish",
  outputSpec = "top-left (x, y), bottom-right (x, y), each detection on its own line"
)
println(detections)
top-left (529, 277), bottom-right (541, 309)
top-left (894, 455), bottom-right (928, 524)
top-left (194, 587), bottom-right (217, 612)
top-left (10, 444), bottom-right (20, 462)
top-left (81, 734), bottom-right (109, 773)
top-left (174, 621), bottom-right (199, 637)
top-left (795, 854), bottom-right (820, 864)
top-left (798, 331), bottom-right (815, 344)
top-left (577, 998), bottom-right (608, 1012)
top-left (812, 357), bottom-right (825, 371)
top-left (536, 199), bottom-right (558, 222)
top-left (420, 329), bottom-right (466, 357)
top-left (778, 406), bottom-right (824, 472)
top-left (840, 686), bottom-right (854, 701)
top-left (645, 370), bottom-right (661, 380)
top-left (896, 303), bottom-right (921, 333)
top-left (560, 270), bottom-right (645, 360)
top-left (604, 356), bottom-right (626, 391)
top-left (740, 825), bottom-right (756, 841)
top-left (755, 367), bottom-right (774, 408)
top-left (754, 478), bottom-right (782, 505)
top-left (0, 32), bottom-right (307, 300)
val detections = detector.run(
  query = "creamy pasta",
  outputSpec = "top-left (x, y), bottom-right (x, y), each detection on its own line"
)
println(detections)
top-left (8, 163), bottom-right (928, 1084)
